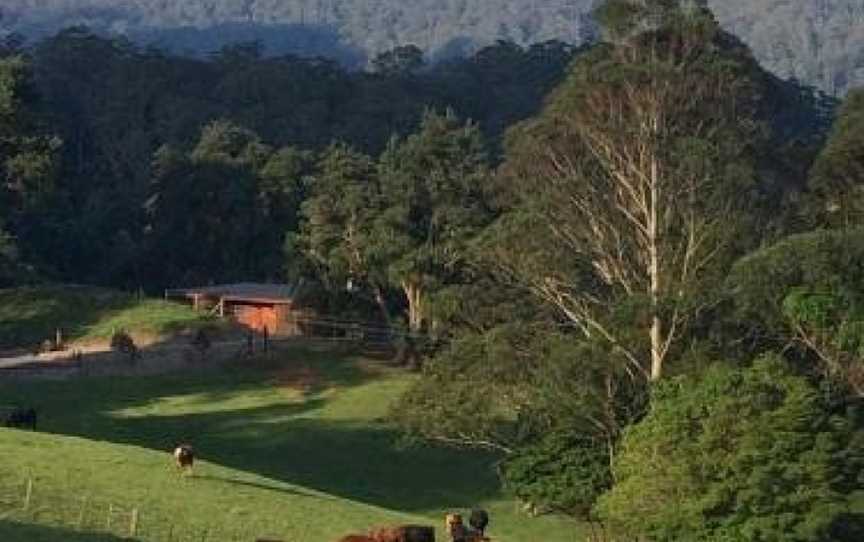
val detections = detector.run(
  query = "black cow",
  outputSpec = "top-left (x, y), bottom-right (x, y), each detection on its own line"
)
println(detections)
top-left (468, 510), bottom-right (489, 536)
top-left (5, 407), bottom-right (37, 430)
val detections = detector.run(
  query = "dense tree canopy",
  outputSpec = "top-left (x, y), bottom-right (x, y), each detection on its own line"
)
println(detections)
top-left (2, 29), bottom-right (573, 289)
top-left (726, 228), bottom-right (864, 396)
top-left (486, 2), bottom-right (780, 381)
top-left (805, 89), bottom-right (864, 228)
top-left (596, 356), bottom-right (864, 541)
top-left (0, 54), bottom-right (58, 285)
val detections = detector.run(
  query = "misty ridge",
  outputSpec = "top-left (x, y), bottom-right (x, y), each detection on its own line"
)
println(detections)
top-left (2, 0), bottom-right (863, 95)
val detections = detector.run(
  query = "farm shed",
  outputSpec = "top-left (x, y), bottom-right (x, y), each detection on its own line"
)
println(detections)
top-left (164, 282), bottom-right (314, 335)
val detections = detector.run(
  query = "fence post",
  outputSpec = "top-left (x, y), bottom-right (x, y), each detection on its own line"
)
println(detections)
top-left (106, 503), bottom-right (114, 531)
top-left (76, 495), bottom-right (89, 530)
top-left (23, 477), bottom-right (33, 512)
top-left (129, 507), bottom-right (139, 537)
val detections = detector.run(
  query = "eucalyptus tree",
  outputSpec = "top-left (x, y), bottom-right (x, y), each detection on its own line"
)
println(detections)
top-left (376, 110), bottom-right (493, 333)
top-left (490, 0), bottom-right (774, 381)
top-left (294, 143), bottom-right (392, 322)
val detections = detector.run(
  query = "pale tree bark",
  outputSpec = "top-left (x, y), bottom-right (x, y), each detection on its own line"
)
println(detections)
top-left (494, 43), bottom-right (746, 382)
top-left (401, 279), bottom-right (425, 332)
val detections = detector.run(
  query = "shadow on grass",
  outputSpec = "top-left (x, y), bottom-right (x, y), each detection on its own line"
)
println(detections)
top-left (194, 473), bottom-right (337, 501)
top-left (0, 519), bottom-right (136, 542)
top-left (0, 285), bottom-right (219, 351)
top-left (0, 286), bottom-right (140, 349)
top-left (0, 349), bottom-right (502, 514)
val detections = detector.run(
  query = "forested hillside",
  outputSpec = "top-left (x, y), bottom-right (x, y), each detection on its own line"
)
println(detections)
top-left (1, 0), bottom-right (863, 95)
top-left (3, 2), bottom-right (864, 539)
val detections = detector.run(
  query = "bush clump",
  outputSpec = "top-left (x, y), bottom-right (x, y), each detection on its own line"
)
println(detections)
top-left (501, 431), bottom-right (612, 519)
top-left (595, 355), bottom-right (864, 541)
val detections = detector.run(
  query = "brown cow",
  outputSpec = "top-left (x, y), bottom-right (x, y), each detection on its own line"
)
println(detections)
top-left (173, 444), bottom-right (195, 476)
top-left (341, 524), bottom-right (435, 542)
top-left (370, 525), bottom-right (434, 542)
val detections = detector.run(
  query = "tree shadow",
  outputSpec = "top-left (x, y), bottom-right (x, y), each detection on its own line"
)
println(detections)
top-left (193, 473), bottom-right (336, 502)
top-left (0, 347), bottom-right (502, 514)
top-left (0, 285), bottom-right (142, 350)
top-left (0, 519), bottom-right (137, 542)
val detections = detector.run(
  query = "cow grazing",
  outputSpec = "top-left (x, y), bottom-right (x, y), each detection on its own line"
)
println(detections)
top-left (173, 444), bottom-right (195, 475)
top-left (5, 407), bottom-right (37, 430)
top-left (446, 513), bottom-right (488, 542)
top-left (468, 509), bottom-right (489, 536)
top-left (369, 525), bottom-right (435, 542)
top-left (445, 514), bottom-right (468, 542)
top-left (338, 536), bottom-right (376, 542)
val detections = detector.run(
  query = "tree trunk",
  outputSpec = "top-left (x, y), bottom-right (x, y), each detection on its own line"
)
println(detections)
top-left (649, 156), bottom-right (664, 381)
top-left (372, 285), bottom-right (391, 327)
top-left (398, 280), bottom-right (425, 370)
top-left (402, 280), bottom-right (424, 332)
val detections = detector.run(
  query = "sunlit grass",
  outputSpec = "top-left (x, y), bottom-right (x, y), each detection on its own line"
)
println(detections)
top-left (0, 348), bottom-right (583, 542)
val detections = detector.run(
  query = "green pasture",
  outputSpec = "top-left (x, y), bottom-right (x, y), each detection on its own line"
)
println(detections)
top-left (0, 285), bottom-right (215, 349)
top-left (0, 348), bottom-right (582, 541)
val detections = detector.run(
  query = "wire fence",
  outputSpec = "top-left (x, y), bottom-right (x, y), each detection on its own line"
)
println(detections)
top-left (0, 475), bottom-right (284, 541)
top-left (0, 313), bottom-right (441, 380)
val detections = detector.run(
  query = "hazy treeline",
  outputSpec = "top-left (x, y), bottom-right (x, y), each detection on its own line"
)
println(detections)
top-left (2, 0), bottom-right (863, 94)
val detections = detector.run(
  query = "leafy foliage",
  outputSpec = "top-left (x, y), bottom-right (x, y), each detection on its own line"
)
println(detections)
top-left (489, 0), bottom-right (779, 382)
top-left (376, 110), bottom-right (494, 331)
top-left (726, 228), bottom-right (864, 395)
top-left (0, 54), bottom-right (59, 284)
top-left (501, 431), bottom-right (612, 519)
top-left (3, 29), bottom-right (572, 289)
top-left (595, 355), bottom-right (864, 541)
top-left (143, 121), bottom-right (292, 287)
top-left (392, 325), bottom-right (645, 459)
top-left (805, 90), bottom-right (864, 228)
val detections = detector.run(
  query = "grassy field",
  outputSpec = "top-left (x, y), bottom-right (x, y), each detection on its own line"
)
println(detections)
top-left (0, 348), bottom-right (583, 542)
top-left (0, 285), bottom-right (216, 349)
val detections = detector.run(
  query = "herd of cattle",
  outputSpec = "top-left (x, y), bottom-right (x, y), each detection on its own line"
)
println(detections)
top-left (336, 510), bottom-right (490, 542)
top-left (6, 421), bottom-right (493, 542)
top-left (171, 443), bottom-right (493, 542)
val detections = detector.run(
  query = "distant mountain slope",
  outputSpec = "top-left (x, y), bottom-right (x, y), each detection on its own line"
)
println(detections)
top-left (712, 0), bottom-right (864, 96)
top-left (1, 0), bottom-right (863, 95)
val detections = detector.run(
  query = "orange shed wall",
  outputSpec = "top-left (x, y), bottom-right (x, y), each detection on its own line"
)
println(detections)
top-left (233, 304), bottom-right (280, 333)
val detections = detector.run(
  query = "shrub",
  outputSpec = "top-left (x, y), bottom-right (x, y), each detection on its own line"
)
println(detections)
top-left (595, 355), bottom-right (864, 541)
top-left (501, 431), bottom-right (612, 519)
top-left (110, 329), bottom-right (139, 362)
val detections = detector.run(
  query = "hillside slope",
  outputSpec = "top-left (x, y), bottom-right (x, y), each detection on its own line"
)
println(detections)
top-left (1, 0), bottom-right (862, 94)
top-left (0, 429), bottom-right (424, 542)
top-left (0, 285), bottom-right (217, 349)
top-left (0, 351), bottom-right (581, 541)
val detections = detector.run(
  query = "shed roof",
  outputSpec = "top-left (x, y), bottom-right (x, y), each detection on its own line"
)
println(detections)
top-left (166, 282), bottom-right (304, 304)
